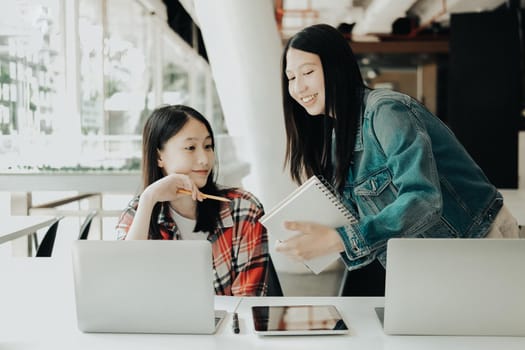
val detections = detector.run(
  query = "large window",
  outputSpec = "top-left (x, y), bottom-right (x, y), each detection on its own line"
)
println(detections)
top-left (0, 0), bottom-right (224, 172)
top-left (0, 0), bottom-right (65, 168)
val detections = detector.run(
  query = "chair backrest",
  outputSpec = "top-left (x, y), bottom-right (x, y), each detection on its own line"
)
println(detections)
top-left (35, 217), bottom-right (62, 257)
top-left (78, 210), bottom-right (98, 240)
top-left (266, 257), bottom-right (284, 296)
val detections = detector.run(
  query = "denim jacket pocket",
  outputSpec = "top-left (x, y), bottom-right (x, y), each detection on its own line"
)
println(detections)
top-left (354, 169), bottom-right (398, 216)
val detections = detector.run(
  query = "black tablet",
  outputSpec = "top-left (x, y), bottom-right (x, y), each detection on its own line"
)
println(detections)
top-left (251, 305), bottom-right (349, 335)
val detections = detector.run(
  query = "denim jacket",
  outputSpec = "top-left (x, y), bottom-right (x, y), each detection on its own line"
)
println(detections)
top-left (336, 89), bottom-right (502, 270)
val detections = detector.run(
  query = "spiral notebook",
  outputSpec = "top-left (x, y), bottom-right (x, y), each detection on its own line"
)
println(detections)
top-left (260, 175), bottom-right (358, 274)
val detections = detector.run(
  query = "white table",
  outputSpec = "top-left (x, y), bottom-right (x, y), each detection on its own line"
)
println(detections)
top-left (0, 215), bottom-right (57, 255)
top-left (1, 258), bottom-right (523, 350)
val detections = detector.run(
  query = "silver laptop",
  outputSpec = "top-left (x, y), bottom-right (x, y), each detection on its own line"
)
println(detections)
top-left (379, 238), bottom-right (525, 336)
top-left (72, 240), bottom-right (226, 334)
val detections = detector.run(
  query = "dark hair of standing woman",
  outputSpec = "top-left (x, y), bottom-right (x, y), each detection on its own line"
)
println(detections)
top-left (142, 105), bottom-right (226, 238)
top-left (281, 24), bottom-right (367, 190)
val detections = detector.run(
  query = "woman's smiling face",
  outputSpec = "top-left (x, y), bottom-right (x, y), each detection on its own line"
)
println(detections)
top-left (285, 47), bottom-right (326, 116)
top-left (157, 117), bottom-right (215, 188)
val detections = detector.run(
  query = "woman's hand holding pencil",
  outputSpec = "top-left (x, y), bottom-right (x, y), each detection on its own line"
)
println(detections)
top-left (177, 189), bottom-right (230, 202)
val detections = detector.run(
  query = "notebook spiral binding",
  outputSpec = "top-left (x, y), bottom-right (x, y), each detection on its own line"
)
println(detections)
top-left (315, 175), bottom-right (358, 223)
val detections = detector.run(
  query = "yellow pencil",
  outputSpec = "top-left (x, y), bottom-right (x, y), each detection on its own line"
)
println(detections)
top-left (177, 189), bottom-right (230, 202)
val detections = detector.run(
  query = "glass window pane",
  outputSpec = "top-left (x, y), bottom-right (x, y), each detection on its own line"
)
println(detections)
top-left (161, 34), bottom-right (189, 106)
top-left (104, 0), bottom-right (152, 136)
top-left (0, 0), bottom-right (65, 169)
top-left (79, 0), bottom-right (104, 135)
top-left (191, 70), bottom-right (206, 116)
top-left (78, 0), bottom-right (153, 170)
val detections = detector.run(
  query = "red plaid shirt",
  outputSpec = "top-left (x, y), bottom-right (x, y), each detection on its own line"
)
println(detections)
top-left (116, 188), bottom-right (269, 296)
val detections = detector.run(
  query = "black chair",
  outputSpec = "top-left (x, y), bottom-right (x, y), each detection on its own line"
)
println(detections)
top-left (78, 210), bottom-right (98, 240)
top-left (266, 257), bottom-right (284, 296)
top-left (338, 259), bottom-right (386, 296)
top-left (35, 217), bottom-right (63, 257)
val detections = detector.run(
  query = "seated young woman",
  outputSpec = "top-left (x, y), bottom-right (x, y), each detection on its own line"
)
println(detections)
top-left (116, 105), bottom-right (269, 296)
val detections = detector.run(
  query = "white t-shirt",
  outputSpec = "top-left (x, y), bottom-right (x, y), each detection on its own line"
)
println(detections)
top-left (169, 206), bottom-right (208, 240)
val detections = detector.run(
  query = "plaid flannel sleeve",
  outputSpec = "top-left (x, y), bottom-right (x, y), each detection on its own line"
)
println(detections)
top-left (115, 197), bottom-right (139, 240)
top-left (228, 192), bottom-right (269, 296)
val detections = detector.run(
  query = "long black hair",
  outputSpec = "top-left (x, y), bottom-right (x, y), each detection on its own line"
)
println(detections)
top-left (142, 105), bottom-right (226, 238)
top-left (281, 24), bottom-right (366, 190)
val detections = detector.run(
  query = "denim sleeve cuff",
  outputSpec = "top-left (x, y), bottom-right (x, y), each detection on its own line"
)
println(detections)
top-left (336, 223), bottom-right (371, 261)
top-left (340, 251), bottom-right (377, 271)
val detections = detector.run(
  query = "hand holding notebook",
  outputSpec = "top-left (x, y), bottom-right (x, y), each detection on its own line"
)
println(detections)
top-left (260, 175), bottom-right (358, 274)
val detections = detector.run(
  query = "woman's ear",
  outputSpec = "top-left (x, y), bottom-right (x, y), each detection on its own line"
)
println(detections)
top-left (157, 149), bottom-right (164, 168)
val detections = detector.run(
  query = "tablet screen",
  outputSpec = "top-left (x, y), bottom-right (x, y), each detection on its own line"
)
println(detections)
top-left (251, 305), bottom-right (349, 335)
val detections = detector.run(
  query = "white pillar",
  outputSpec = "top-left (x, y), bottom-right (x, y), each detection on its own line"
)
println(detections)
top-left (193, 0), bottom-right (296, 209)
